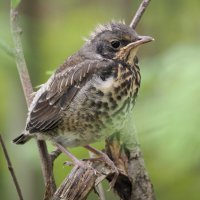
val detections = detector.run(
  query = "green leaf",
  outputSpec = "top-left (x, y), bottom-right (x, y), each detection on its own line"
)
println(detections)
top-left (11, 0), bottom-right (21, 9)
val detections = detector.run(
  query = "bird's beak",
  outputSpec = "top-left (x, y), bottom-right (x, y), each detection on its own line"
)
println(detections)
top-left (128, 35), bottom-right (154, 49)
top-left (115, 35), bottom-right (154, 64)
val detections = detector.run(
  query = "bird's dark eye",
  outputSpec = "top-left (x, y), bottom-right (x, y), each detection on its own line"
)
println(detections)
top-left (111, 40), bottom-right (121, 49)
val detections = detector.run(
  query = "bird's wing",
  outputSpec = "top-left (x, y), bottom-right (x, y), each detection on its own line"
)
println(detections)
top-left (26, 58), bottom-right (113, 133)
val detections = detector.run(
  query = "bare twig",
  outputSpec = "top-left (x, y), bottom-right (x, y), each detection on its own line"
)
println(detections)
top-left (10, 8), bottom-right (33, 105)
top-left (95, 183), bottom-right (106, 200)
top-left (52, 160), bottom-right (113, 200)
top-left (130, 0), bottom-right (151, 29)
top-left (50, 148), bottom-right (61, 163)
top-left (0, 134), bottom-right (24, 200)
top-left (10, 5), bottom-right (56, 198)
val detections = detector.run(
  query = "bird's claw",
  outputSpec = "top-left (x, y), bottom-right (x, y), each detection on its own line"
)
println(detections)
top-left (63, 161), bottom-right (74, 166)
top-left (83, 156), bottom-right (119, 189)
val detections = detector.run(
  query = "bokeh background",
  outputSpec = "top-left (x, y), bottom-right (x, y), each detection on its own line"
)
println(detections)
top-left (0, 0), bottom-right (200, 199)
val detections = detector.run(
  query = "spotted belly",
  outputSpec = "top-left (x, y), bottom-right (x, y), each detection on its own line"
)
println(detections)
top-left (52, 63), bottom-right (140, 147)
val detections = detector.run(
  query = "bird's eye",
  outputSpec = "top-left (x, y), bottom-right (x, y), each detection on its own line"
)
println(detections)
top-left (111, 40), bottom-right (121, 49)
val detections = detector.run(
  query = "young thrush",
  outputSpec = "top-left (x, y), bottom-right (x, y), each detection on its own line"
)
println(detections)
top-left (13, 22), bottom-right (153, 184)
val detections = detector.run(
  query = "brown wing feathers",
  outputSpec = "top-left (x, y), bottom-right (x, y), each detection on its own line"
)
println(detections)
top-left (26, 60), bottom-right (107, 133)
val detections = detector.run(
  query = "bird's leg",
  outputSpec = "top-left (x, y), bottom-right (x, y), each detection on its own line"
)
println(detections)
top-left (84, 145), bottom-right (119, 188)
top-left (55, 143), bottom-right (87, 168)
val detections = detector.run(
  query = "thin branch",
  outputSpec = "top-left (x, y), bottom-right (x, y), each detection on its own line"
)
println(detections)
top-left (10, 8), bottom-right (33, 105)
top-left (10, 4), bottom-right (56, 198)
top-left (95, 183), bottom-right (106, 200)
top-left (50, 148), bottom-right (61, 163)
top-left (130, 0), bottom-right (151, 29)
top-left (0, 134), bottom-right (24, 200)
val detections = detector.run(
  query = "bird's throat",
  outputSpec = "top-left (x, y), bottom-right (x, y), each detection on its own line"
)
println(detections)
top-left (127, 47), bottom-right (139, 65)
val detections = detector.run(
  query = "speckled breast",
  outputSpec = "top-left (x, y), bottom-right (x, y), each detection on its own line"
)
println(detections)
top-left (95, 62), bottom-right (141, 135)
top-left (55, 62), bottom-right (140, 147)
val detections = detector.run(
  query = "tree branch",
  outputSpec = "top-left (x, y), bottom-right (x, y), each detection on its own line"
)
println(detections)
top-left (52, 160), bottom-right (114, 200)
top-left (0, 134), bottom-right (24, 200)
top-left (130, 0), bottom-right (151, 29)
top-left (10, 8), bottom-right (33, 105)
top-left (105, 133), bottom-right (156, 200)
top-left (10, 4), bottom-right (56, 198)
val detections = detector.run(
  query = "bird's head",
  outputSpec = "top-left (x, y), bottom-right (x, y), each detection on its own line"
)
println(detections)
top-left (85, 21), bottom-right (154, 65)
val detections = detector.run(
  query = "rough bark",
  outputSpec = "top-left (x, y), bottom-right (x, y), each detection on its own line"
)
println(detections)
top-left (52, 161), bottom-right (114, 200)
top-left (105, 133), bottom-right (155, 200)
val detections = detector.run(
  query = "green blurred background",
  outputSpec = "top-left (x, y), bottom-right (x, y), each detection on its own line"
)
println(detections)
top-left (0, 0), bottom-right (200, 199)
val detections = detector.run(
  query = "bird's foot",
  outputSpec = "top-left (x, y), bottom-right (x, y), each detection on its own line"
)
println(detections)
top-left (55, 143), bottom-right (85, 166)
top-left (84, 145), bottom-right (119, 189)
top-left (55, 143), bottom-right (99, 174)
top-left (98, 155), bottom-right (119, 190)
top-left (83, 156), bottom-right (119, 189)
top-left (63, 159), bottom-right (98, 174)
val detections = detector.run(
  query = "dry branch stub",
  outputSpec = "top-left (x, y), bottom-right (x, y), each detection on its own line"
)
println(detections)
top-left (52, 160), bottom-right (115, 200)
top-left (105, 133), bottom-right (156, 200)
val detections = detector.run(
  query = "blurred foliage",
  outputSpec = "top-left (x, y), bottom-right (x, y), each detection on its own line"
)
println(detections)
top-left (0, 0), bottom-right (200, 200)
top-left (11, 0), bottom-right (21, 8)
top-left (135, 45), bottom-right (200, 200)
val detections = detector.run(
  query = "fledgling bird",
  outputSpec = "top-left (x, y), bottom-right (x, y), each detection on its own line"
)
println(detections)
top-left (13, 22), bottom-right (153, 178)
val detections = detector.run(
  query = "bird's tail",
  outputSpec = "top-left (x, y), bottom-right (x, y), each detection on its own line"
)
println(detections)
top-left (13, 133), bottom-right (31, 145)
